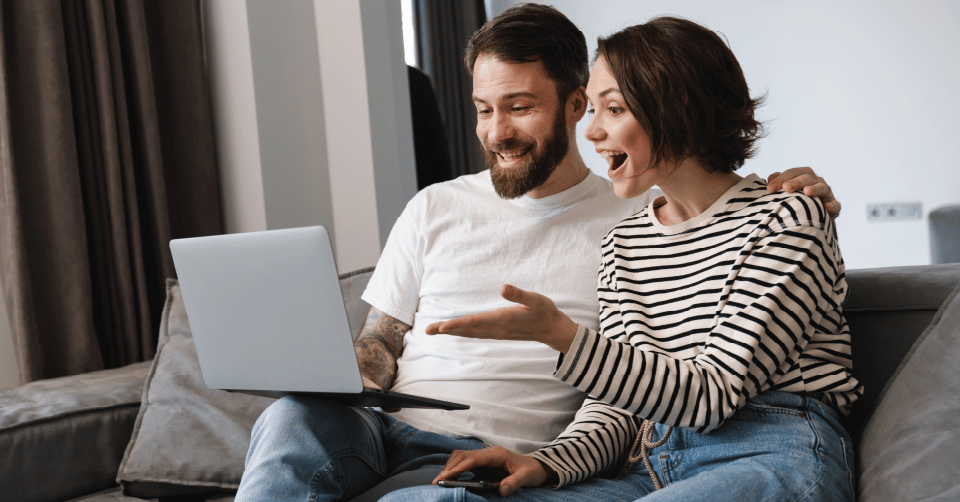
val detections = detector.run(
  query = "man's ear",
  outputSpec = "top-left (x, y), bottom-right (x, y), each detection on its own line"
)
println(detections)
top-left (567, 87), bottom-right (587, 123)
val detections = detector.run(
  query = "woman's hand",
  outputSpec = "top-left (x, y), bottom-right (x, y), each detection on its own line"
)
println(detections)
top-left (425, 285), bottom-right (579, 354)
top-left (433, 446), bottom-right (556, 497)
top-left (766, 167), bottom-right (841, 218)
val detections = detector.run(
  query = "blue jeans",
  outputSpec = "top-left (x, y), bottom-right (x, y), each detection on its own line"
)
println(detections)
top-left (380, 392), bottom-right (856, 502)
top-left (235, 396), bottom-right (486, 501)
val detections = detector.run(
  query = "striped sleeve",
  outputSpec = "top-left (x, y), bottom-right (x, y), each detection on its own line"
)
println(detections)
top-left (527, 393), bottom-right (640, 487)
top-left (557, 197), bottom-right (848, 434)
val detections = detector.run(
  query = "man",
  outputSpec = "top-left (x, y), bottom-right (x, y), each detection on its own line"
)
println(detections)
top-left (235, 4), bottom-right (839, 501)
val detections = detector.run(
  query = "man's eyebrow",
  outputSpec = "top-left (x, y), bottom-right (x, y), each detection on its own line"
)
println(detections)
top-left (472, 92), bottom-right (539, 104)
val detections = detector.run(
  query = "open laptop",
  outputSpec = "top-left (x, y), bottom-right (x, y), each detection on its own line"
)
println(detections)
top-left (169, 226), bottom-right (468, 410)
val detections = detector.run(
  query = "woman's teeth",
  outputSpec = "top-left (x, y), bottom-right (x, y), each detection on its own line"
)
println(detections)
top-left (602, 151), bottom-right (627, 170)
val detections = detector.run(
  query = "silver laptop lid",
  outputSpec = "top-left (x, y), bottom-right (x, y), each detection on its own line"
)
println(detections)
top-left (169, 226), bottom-right (363, 394)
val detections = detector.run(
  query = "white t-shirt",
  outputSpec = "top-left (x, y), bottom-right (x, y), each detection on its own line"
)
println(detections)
top-left (361, 170), bottom-right (656, 453)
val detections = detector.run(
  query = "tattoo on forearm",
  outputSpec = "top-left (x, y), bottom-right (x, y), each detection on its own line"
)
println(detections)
top-left (354, 308), bottom-right (410, 390)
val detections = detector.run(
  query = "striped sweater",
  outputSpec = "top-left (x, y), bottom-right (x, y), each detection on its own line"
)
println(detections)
top-left (529, 174), bottom-right (863, 486)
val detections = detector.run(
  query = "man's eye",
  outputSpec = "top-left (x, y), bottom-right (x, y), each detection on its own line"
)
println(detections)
top-left (511, 106), bottom-right (531, 112)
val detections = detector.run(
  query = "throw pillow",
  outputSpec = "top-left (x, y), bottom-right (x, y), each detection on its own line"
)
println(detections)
top-left (117, 269), bottom-right (374, 498)
top-left (116, 279), bottom-right (275, 497)
top-left (858, 282), bottom-right (960, 501)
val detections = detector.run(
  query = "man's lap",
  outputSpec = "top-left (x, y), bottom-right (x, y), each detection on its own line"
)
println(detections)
top-left (241, 396), bottom-right (486, 501)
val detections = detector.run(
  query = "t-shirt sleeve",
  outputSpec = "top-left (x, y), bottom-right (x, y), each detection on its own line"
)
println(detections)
top-left (360, 195), bottom-right (426, 325)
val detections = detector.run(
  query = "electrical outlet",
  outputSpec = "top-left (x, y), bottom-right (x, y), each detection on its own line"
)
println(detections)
top-left (867, 202), bottom-right (922, 221)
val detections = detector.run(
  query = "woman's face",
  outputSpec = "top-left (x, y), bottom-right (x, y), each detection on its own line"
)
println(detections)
top-left (584, 56), bottom-right (662, 199)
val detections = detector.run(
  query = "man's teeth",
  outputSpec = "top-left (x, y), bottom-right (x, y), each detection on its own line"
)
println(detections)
top-left (499, 150), bottom-right (527, 159)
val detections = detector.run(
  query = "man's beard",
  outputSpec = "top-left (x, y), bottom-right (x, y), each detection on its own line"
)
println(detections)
top-left (485, 108), bottom-right (569, 199)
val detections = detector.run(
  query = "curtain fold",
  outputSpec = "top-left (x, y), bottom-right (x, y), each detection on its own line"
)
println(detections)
top-left (0, 0), bottom-right (222, 384)
top-left (414, 0), bottom-right (487, 177)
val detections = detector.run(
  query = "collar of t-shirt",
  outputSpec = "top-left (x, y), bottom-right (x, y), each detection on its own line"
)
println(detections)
top-left (505, 170), bottom-right (602, 215)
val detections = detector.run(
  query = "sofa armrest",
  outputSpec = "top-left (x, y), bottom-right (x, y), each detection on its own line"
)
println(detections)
top-left (0, 361), bottom-right (151, 502)
top-left (845, 263), bottom-right (960, 437)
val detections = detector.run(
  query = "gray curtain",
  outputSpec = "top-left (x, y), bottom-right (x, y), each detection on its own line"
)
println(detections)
top-left (0, 0), bottom-right (222, 384)
top-left (414, 0), bottom-right (487, 177)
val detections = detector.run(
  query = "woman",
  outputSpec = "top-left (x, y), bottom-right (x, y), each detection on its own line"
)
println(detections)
top-left (385, 16), bottom-right (861, 501)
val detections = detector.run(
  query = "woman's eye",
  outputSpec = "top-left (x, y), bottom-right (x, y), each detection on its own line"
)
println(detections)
top-left (587, 108), bottom-right (596, 115)
top-left (609, 106), bottom-right (624, 116)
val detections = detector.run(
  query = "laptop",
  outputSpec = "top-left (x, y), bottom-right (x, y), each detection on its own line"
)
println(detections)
top-left (169, 226), bottom-right (468, 410)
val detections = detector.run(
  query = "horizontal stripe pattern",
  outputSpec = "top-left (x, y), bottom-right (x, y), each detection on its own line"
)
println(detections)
top-left (529, 177), bottom-right (862, 486)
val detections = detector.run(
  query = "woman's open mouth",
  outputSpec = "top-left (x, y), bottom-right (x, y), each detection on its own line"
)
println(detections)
top-left (600, 150), bottom-right (628, 171)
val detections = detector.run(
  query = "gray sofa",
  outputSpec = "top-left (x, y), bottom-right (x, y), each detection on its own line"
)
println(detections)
top-left (3, 264), bottom-right (959, 502)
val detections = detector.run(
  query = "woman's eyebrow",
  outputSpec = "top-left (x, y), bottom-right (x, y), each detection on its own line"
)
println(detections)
top-left (599, 88), bottom-right (620, 98)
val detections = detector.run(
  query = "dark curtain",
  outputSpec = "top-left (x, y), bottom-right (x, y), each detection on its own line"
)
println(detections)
top-left (413, 0), bottom-right (486, 177)
top-left (407, 65), bottom-right (453, 190)
top-left (0, 0), bottom-right (222, 384)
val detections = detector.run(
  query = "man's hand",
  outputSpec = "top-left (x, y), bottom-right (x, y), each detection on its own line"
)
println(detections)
top-left (425, 285), bottom-right (579, 354)
top-left (433, 446), bottom-right (555, 497)
top-left (766, 167), bottom-right (841, 219)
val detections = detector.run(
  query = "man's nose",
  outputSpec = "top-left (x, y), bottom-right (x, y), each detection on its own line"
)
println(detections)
top-left (488, 112), bottom-right (515, 145)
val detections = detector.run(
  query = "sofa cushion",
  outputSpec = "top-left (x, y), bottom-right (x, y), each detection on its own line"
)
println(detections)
top-left (857, 281), bottom-right (960, 501)
top-left (0, 361), bottom-right (151, 502)
top-left (117, 270), bottom-right (374, 498)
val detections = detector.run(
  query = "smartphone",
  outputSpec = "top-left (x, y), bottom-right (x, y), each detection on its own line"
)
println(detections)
top-left (438, 480), bottom-right (498, 490)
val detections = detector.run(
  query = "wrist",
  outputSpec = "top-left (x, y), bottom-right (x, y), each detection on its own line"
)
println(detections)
top-left (535, 458), bottom-right (559, 486)
top-left (550, 315), bottom-right (579, 354)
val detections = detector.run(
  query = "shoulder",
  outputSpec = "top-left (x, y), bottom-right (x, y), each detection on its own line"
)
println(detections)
top-left (726, 176), bottom-right (828, 231)
top-left (408, 171), bottom-right (495, 209)
top-left (763, 192), bottom-right (830, 231)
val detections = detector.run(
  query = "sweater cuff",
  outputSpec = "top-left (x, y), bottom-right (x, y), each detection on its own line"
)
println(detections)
top-left (555, 324), bottom-right (595, 380)
top-left (526, 451), bottom-right (574, 488)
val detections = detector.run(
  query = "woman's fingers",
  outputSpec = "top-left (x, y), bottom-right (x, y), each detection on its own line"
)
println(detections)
top-left (432, 447), bottom-right (549, 497)
top-left (433, 448), bottom-right (506, 483)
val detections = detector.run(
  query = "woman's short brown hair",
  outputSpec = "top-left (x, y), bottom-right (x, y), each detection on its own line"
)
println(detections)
top-left (597, 17), bottom-right (765, 173)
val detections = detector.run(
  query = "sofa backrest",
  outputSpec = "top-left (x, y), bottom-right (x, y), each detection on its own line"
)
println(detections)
top-left (844, 263), bottom-right (960, 439)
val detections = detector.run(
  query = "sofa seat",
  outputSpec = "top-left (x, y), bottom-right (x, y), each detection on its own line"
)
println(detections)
top-left (0, 361), bottom-right (151, 502)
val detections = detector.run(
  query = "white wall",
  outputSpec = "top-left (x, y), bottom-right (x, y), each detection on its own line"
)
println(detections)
top-left (491, 0), bottom-right (960, 270)
top-left (203, 0), bottom-right (417, 274)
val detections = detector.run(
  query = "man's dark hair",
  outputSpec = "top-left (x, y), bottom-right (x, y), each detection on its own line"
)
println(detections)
top-left (597, 17), bottom-right (765, 173)
top-left (464, 3), bottom-right (588, 100)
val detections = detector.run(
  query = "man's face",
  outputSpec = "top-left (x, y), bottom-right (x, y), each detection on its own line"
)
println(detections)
top-left (472, 55), bottom-right (570, 199)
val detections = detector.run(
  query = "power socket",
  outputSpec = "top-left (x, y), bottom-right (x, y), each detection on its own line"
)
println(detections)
top-left (867, 202), bottom-right (922, 221)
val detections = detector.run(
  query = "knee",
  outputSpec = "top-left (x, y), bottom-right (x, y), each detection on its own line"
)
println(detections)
top-left (251, 396), bottom-right (347, 444)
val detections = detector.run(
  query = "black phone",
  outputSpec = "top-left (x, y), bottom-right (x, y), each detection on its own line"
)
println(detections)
top-left (438, 480), bottom-right (498, 490)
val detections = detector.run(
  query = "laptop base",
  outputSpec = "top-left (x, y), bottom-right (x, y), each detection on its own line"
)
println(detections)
top-left (225, 388), bottom-right (470, 410)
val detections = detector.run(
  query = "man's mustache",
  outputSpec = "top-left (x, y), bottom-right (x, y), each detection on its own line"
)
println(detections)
top-left (484, 138), bottom-right (536, 153)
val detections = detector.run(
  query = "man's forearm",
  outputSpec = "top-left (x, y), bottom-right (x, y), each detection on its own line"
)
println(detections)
top-left (354, 307), bottom-right (409, 390)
